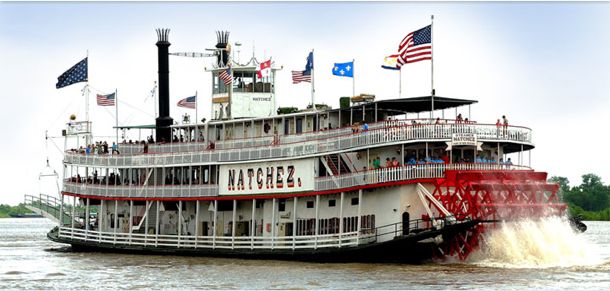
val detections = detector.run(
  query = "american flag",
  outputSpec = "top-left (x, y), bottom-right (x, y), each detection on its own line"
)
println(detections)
top-left (177, 96), bottom-right (196, 109)
top-left (218, 67), bottom-right (233, 86)
top-left (96, 93), bottom-right (115, 106)
top-left (292, 52), bottom-right (313, 84)
top-left (397, 25), bottom-right (432, 68)
top-left (56, 57), bottom-right (88, 89)
top-left (292, 70), bottom-right (311, 84)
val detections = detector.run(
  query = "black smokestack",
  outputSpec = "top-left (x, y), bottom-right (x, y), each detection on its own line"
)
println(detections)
top-left (215, 31), bottom-right (230, 67)
top-left (155, 28), bottom-right (173, 142)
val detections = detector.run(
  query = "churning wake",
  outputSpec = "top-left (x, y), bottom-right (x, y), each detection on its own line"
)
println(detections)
top-left (469, 216), bottom-right (603, 268)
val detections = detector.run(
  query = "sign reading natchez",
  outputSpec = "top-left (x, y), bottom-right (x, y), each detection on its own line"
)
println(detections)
top-left (219, 158), bottom-right (315, 195)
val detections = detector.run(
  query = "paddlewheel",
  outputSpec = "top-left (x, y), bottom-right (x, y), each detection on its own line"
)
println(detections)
top-left (430, 170), bottom-right (567, 260)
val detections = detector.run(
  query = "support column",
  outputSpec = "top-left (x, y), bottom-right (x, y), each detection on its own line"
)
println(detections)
top-left (155, 200), bottom-right (160, 247)
top-left (357, 189), bottom-right (362, 245)
top-left (339, 192), bottom-right (344, 247)
top-left (113, 200), bottom-right (118, 244)
top-left (497, 142), bottom-right (500, 166)
top-left (251, 199), bottom-right (256, 249)
top-left (213, 200), bottom-right (217, 249)
top-left (178, 200), bottom-right (182, 247)
top-left (128, 200), bottom-right (133, 244)
top-left (292, 196), bottom-right (297, 249)
top-left (71, 196), bottom-right (76, 239)
top-left (520, 144), bottom-right (524, 166)
top-left (144, 200), bottom-right (149, 246)
top-left (85, 198), bottom-right (90, 232)
top-left (99, 199), bottom-right (104, 243)
top-left (314, 195), bottom-right (320, 249)
top-left (231, 199), bottom-right (237, 249)
top-left (195, 200), bottom-right (200, 248)
top-left (271, 198), bottom-right (276, 249)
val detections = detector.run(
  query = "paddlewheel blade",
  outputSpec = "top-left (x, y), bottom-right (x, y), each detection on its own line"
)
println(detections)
top-left (431, 169), bottom-right (567, 260)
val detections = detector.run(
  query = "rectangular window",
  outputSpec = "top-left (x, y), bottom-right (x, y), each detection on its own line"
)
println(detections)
top-left (278, 199), bottom-right (286, 212)
top-left (351, 197), bottom-right (359, 205)
top-left (328, 199), bottom-right (336, 207)
top-left (255, 200), bottom-right (264, 209)
top-left (234, 71), bottom-right (254, 93)
top-left (213, 72), bottom-right (229, 94)
top-left (217, 200), bottom-right (233, 212)
top-left (306, 201), bottom-right (314, 208)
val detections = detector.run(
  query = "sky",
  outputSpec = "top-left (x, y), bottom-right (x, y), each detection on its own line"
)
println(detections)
top-left (0, 2), bottom-right (609, 205)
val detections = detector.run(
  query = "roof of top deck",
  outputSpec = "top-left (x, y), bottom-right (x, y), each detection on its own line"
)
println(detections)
top-left (329, 95), bottom-right (478, 116)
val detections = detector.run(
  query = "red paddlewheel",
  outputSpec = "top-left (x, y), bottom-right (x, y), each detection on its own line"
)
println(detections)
top-left (430, 170), bottom-right (567, 261)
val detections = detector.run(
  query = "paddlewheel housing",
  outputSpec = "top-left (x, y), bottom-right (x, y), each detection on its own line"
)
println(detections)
top-left (430, 170), bottom-right (567, 260)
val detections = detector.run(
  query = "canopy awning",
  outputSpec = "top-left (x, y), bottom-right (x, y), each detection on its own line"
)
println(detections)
top-left (329, 95), bottom-right (478, 116)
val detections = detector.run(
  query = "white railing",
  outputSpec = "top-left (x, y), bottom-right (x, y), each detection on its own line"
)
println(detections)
top-left (62, 182), bottom-right (218, 198)
top-left (58, 227), bottom-right (363, 250)
top-left (24, 194), bottom-right (77, 225)
top-left (315, 163), bottom-right (530, 192)
top-left (62, 163), bottom-right (531, 198)
top-left (116, 119), bottom-right (529, 155)
top-left (64, 122), bottom-right (532, 168)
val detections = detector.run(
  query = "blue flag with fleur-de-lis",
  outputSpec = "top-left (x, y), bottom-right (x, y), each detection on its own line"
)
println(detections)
top-left (332, 61), bottom-right (354, 78)
top-left (56, 57), bottom-right (88, 89)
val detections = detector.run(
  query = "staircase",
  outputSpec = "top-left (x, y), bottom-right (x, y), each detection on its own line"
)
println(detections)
top-left (134, 202), bottom-right (158, 234)
top-left (324, 154), bottom-right (355, 177)
top-left (325, 155), bottom-right (340, 175)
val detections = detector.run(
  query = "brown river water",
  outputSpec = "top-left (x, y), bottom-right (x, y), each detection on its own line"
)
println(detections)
top-left (1, 218), bottom-right (609, 290)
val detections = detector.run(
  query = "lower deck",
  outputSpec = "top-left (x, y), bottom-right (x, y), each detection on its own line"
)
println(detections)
top-left (54, 183), bottom-right (457, 254)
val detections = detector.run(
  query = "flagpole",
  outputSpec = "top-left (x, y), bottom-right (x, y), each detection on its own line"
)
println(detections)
top-left (85, 50), bottom-right (91, 145)
top-left (311, 49), bottom-right (315, 110)
top-left (115, 89), bottom-right (119, 146)
top-left (85, 50), bottom-right (89, 123)
top-left (195, 91), bottom-right (199, 142)
top-left (430, 14), bottom-right (435, 119)
top-left (352, 59), bottom-right (355, 98)
top-left (399, 69), bottom-right (402, 98)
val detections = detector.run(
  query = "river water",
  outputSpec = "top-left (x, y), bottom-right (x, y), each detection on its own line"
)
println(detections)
top-left (1, 218), bottom-right (609, 290)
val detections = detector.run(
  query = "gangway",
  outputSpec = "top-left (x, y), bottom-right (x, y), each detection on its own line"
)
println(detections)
top-left (24, 194), bottom-right (81, 227)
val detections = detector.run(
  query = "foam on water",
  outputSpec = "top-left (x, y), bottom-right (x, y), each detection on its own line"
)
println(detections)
top-left (470, 216), bottom-right (604, 269)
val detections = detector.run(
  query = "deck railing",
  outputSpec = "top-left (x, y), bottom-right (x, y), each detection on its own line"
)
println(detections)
top-left (117, 119), bottom-right (529, 155)
top-left (24, 194), bottom-right (78, 225)
top-left (55, 215), bottom-right (458, 251)
top-left (62, 163), bottom-right (530, 198)
top-left (58, 227), bottom-right (362, 250)
top-left (62, 183), bottom-right (219, 198)
top-left (64, 122), bottom-right (532, 167)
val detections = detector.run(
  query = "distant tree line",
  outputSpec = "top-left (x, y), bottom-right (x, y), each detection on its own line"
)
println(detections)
top-left (0, 204), bottom-right (32, 218)
top-left (549, 174), bottom-right (610, 221)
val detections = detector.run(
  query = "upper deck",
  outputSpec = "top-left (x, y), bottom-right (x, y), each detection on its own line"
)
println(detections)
top-left (64, 117), bottom-right (532, 168)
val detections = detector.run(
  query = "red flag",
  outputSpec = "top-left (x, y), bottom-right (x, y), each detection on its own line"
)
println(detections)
top-left (257, 59), bottom-right (271, 78)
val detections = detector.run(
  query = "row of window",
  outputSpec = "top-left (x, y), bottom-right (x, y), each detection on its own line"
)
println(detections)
top-left (213, 71), bottom-right (274, 94)
top-left (277, 197), bottom-right (359, 212)
top-left (295, 215), bottom-right (376, 236)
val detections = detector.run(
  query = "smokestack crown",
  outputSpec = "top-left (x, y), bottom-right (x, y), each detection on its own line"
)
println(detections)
top-left (156, 28), bottom-right (171, 45)
top-left (215, 31), bottom-right (230, 67)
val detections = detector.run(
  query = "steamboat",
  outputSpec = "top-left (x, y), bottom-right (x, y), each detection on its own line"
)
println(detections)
top-left (26, 29), bottom-right (568, 262)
